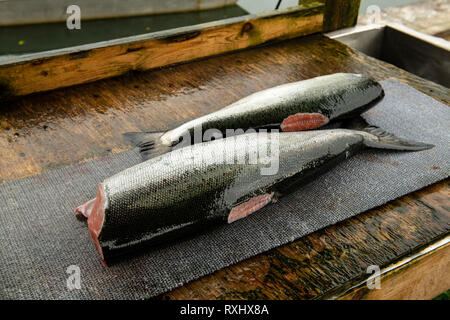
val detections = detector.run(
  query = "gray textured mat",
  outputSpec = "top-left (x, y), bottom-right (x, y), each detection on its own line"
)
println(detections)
top-left (1, 79), bottom-right (449, 299)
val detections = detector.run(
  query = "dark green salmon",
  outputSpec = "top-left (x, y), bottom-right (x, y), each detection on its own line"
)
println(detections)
top-left (78, 128), bottom-right (432, 264)
top-left (125, 73), bottom-right (385, 161)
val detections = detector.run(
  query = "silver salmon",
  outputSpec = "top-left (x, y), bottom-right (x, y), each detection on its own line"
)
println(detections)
top-left (77, 128), bottom-right (432, 264)
top-left (125, 73), bottom-right (385, 161)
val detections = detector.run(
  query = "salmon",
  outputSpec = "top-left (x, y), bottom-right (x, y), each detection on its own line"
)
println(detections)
top-left (124, 73), bottom-right (385, 161)
top-left (77, 128), bottom-right (432, 264)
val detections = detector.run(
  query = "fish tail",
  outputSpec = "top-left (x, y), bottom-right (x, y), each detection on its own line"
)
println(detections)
top-left (342, 116), bottom-right (434, 151)
top-left (123, 131), bottom-right (172, 161)
top-left (362, 127), bottom-right (434, 151)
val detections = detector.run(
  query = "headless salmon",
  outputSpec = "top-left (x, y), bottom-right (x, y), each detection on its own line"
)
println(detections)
top-left (77, 128), bottom-right (432, 264)
top-left (124, 73), bottom-right (385, 161)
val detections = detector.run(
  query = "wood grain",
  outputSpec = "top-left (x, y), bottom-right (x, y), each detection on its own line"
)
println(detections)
top-left (0, 3), bottom-right (325, 99)
top-left (323, 0), bottom-right (361, 32)
top-left (0, 34), bottom-right (448, 299)
top-left (336, 238), bottom-right (450, 300)
top-left (159, 182), bottom-right (449, 299)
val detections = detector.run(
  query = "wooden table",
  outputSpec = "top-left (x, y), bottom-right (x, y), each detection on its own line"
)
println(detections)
top-left (0, 33), bottom-right (448, 299)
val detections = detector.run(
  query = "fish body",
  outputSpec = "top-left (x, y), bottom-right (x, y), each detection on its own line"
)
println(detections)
top-left (78, 129), bottom-right (432, 263)
top-left (125, 73), bottom-right (385, 161)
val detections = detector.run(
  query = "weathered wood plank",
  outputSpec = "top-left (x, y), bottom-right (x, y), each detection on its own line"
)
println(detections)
top-left (323, 0), bottom-right (361, 31)
top-left (0, 3), bottom-right (324, 99)
top-left (0, 34), bottom-right (448, 299)
top-left (159, 182), bottom-right (449, 300)
top-left (337, 237), bottom-right (450, 300)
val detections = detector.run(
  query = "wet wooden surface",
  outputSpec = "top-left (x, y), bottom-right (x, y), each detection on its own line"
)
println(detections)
top-left (0, 34), bottom-right (448, 299)
top-left (337, 239), bottom-right (449, 300)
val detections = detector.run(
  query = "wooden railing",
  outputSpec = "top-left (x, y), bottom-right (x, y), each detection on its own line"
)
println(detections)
top-left (0, 0), bottom-right (361, 99)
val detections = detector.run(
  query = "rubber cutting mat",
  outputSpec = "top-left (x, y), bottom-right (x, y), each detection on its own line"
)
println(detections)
top-left (1, 80), bottom-right (449, 299)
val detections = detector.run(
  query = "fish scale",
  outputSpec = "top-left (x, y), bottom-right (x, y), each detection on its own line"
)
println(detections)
top-left (77, 129), bottom-right (433, 264)
top-left (124, 73), bottom-right (385, 161)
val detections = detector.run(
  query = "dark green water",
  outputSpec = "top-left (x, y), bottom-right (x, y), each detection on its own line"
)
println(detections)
top-left (0, 5), bottom-right (247, 56)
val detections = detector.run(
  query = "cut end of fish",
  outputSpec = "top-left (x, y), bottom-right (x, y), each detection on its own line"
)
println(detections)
top-left (86, 184), bottom-right (107, 266)
top-left (75, 198), bottom-right (97, 218)
top-left (228, 193), bottom-right (274, 224)
top-left (281, 113), bottom-right (329, 132)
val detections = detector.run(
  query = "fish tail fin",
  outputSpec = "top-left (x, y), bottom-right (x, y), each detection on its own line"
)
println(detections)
top-left (123, 131), bottom-right (172, 161)
top-left (344, 117), bottom-right (434, 151)
top-left (343, 116), bottom-right (434, 151)
top-left (361, 127), bottom-right (434, 151)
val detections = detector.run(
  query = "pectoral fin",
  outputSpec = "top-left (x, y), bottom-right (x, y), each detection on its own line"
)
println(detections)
top-left (281, 113), bottom-right (329, 131)
top-left (228, 193), bottom-right (274, 223)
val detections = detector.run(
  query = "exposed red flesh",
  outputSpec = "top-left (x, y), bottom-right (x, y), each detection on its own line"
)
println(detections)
top-left (281, 113), bottom-right (329, 131)
top-left (79, 184), bottom-right (107, 266)
top-left (75, 198), bottom-right (97, 218)
top-left (228, 193), bottom-right (274, 223)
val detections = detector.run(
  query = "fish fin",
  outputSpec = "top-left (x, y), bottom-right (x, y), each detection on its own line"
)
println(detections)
top-left (123, 131), bottom-right (164, 146)
top-left (228, 193), bottom-right (274, 224)
top-left (140, 144), bottom-right (173, 161)
top-left (343, 116), bottom-right (434, 151)
top-left (281, 113), bottom-right (329, 131)
top-left (360, 126), bottom-right (434, 151)
top-left (123, 131), bottom-right (172, 161)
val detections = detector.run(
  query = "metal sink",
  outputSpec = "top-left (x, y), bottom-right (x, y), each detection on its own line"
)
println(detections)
top-left (327, 24), bottom-right (450, 88)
